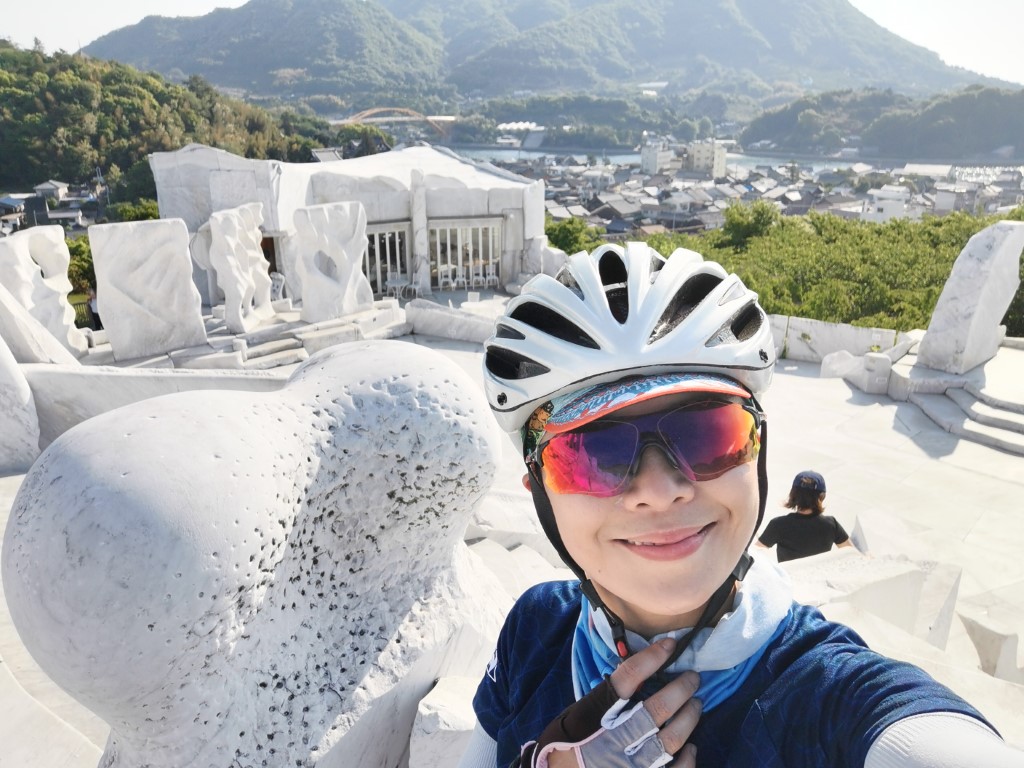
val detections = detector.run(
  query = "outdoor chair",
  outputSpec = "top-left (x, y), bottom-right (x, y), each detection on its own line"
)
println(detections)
top-left (385, 270), bottom-right (411, 299)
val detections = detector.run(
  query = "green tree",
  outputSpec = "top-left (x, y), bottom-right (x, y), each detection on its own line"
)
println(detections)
top-left (545, 216), bottom-right (605, 254)
top-left (66, 237), bottom-right (94, 292)
top-left (721, 200), bottom-right (781, 249)
top-left (107, 198), bottom-right (160, 222)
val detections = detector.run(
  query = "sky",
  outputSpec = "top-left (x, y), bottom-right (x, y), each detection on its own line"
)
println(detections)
top-left (3, 0), bottom-right (1024, 86)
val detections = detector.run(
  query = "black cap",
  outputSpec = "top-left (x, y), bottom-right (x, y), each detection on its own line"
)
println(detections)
top-left (793, 470), bottom-right (826, 493)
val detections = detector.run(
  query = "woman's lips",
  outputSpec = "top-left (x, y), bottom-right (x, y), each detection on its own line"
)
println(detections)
top-left (618, 524), bottom-right (713, 560)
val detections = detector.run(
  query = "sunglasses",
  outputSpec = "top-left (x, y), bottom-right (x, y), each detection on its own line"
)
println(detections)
top-left (531, 399), bottom-right (763, 497)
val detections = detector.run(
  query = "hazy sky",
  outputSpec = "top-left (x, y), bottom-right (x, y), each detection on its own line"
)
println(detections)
top-left (3, 0), bottom-right (1023, 86)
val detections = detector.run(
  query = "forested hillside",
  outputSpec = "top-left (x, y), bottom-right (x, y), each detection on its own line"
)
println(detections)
top-left (83, 0), bottom-right (1001, 110)
top-left (740, 86), bottom-right (1024, 160)
top-left (0, 41), bottom-right (333, 193)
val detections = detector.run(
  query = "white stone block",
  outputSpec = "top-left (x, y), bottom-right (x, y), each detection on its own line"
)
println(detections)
top-left (409, 677), bottom-right (479, 768)
top-left (784, 316), bottom-right (897, 363)
top-left (768, 314), bottom-right (789, 359)
top-left (88, 219), bottom-right (208, 361)
top-left (918, 221), bottom-right (1024, 374)
top-left (784, 549), bottom-right (961, 649)
top-left (3, 341), bottom-right (507, 768)
top-left (822, 350), bottom-right (892, 394)
top-left (0, 225), bottom-right (88, 356)
top-left (0, 335), bottom-right (40, 473)
top-left (405, 299), bottom-right (496, 343)
top-left (958, 595), bottom-right (1024, 683)
top-left (21, 364), bottom-right (287, 448)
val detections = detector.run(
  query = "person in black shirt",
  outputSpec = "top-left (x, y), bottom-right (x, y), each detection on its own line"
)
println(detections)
top-left (756, 471), bottom-right (852, 562)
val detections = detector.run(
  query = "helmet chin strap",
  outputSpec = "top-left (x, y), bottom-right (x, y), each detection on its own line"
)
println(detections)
top-left (526, 417), bottom-right (769, 674)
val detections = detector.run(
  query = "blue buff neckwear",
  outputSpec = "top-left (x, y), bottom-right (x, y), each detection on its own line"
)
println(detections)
top-left (570, 561), bottom-right (794, 711)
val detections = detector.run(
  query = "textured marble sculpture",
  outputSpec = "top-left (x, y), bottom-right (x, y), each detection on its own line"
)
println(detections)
top-left (0, 281), bottom-right (81, 365)
top-left (188, 223), bottom-right (221, 308)
top-left (0, 225), bottom-right (88, 356)
top-left (208, 203), bottom-right (275, 333)
top-left (292, 202), bottom-right (374, 323)
top-left (0, 334), bottom-right (40, 473)
top-left (88, 219), bottom-right (208, 362)
top-left (2, 340), bottom-right (505, 768)
top-left (917, 221), bottom-right (1024, 374)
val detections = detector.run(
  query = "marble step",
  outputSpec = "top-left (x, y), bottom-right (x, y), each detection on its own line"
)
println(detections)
top-left (910, 392), bottom-right (1024, 456)
top-left (946, 387), bottom-right (1024, 435)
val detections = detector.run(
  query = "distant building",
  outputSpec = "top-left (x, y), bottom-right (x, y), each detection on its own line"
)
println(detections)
top-left (33, 180), bottom-right (69, 202)
top-left (640, 138), bottom-right (674, 175)
top-left (149, 143), bottom-right (545, 301)
top-left (861, 184), bottom-right (922, 223)
top-left (686, 141), bottom-right (727, 179)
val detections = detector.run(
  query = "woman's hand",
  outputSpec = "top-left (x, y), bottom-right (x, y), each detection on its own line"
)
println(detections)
top-left (521, 637), bottom-right (701, 768)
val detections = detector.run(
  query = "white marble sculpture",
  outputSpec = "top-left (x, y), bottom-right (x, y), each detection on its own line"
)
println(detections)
top-left (88, 219), bottom-right (208, 362)
top-left (207, 202), bottom-right (276, 333)
top-left (187, 223), bottom-right (221, 308)
top-left (292, 202), bottom-right (374, 323)
top-left (0, 225), bottom-right (88, 356)
top-left (917, 221), bottom-right (1024, 374)
top-left (0, 281), bottom-right (81, 365)
top-left (0, 335), bottom-right (40, 473)
top-left (2, 340), bottom-right (506, 768)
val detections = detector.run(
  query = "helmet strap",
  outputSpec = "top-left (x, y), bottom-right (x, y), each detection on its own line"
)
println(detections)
top-left (527, 460), bottom-right (586, 580)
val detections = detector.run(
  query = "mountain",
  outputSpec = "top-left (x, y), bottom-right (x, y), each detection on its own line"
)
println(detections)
top-left (83, 0), bottom-right (1006, 108)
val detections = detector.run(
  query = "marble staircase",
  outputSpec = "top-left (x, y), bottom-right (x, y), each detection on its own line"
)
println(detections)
top-left (893, 345), bottom-right (1024, 457)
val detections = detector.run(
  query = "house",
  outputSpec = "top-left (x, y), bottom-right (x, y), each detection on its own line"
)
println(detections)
top-left (933, 181), bottom-right (979, 214)
top-left (46, 208), bottom-right (85, 228)
top-left (33, 180), bottom-right (69, 202)
top-left (0, 195), bottom-right (28, 234)
top-left (860, 184), bottom-right (923, 222)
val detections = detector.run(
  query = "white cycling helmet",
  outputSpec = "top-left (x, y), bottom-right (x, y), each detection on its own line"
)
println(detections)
top-left (483, 241), bottom-right (776, 435)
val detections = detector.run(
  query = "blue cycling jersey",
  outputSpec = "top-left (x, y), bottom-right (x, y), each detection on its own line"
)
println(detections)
top-left (473, 580), bottom-right (991, 768)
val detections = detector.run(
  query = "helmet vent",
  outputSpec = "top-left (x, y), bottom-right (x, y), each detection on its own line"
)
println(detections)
top-left (510, 301), bottom-right (600, 349)
top-left (648, 272), bottom-right (723, 343)
top-left (494, 323), bottom-right (526, 341)
top-left (705, 302), bottom-right (763, 347)
top-left (730, 303), bottom-right (764, 341)
top-left (484, 346), bottom-right (552, 380)
top-left (555, 268), bottom-right (585, 300)
top-left (606, 286), bottom-right (629, 324)
top-left (598, 251), bottom-right (628, 286)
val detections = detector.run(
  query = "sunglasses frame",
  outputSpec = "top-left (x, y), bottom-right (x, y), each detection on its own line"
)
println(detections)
top-left (529, 396), bottom-right (765, 497)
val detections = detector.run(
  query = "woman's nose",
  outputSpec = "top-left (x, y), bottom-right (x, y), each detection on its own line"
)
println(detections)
top-left (620, 445), bottom-right (696, 507)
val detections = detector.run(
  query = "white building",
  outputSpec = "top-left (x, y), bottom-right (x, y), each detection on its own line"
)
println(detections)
top-left (33, 180), bottom-right (69, 202)
top-left (686, 140), bottom-right (727, 179)
top-left (640, 139), bottom-right (674, 175)
top-left (860, 184), bottom-right (922, 223)
top-left (148, 143), bottom-right (546, 301)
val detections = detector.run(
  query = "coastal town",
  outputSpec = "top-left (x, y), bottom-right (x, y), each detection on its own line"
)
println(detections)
top-left (486, 137), bottom-right (1024, 236)
top-left (5, 136), bottom-right (1024, 246)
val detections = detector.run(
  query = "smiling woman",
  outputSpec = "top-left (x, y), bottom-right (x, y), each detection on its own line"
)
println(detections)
top-left (458, 241), bottom-right (1024, 768)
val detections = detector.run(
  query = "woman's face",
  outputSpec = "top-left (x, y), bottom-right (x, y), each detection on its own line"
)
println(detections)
top-left (541, 394), bottom-right (760, 637)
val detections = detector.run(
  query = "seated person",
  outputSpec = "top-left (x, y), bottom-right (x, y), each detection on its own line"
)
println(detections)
top-left (756, 470), bottom-right (853, 562)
